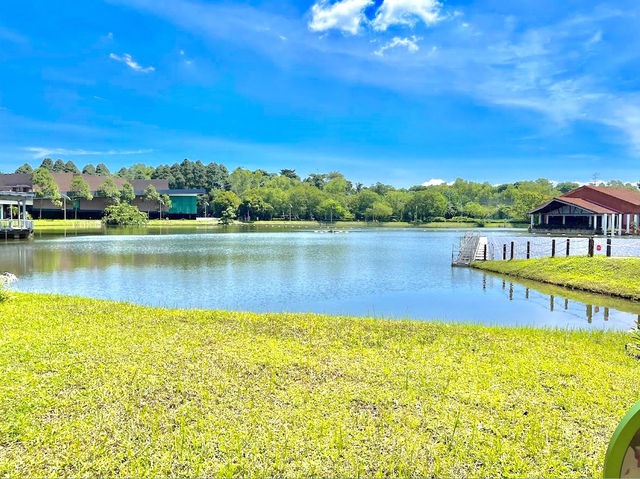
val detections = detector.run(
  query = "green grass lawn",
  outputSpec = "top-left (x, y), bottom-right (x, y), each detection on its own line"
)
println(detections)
top-left (472, 257), bottom-right (640, 301)
top-left (1, 293), bottom-right (638, 477)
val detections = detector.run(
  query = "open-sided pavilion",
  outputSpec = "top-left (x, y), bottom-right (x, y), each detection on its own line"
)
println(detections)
top-left (529, 185), bottom-right (640, 235)
top-left (0, 191), bottom-right (35, 238)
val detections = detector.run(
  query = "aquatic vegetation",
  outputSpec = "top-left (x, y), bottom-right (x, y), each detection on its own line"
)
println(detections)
top-left (0, 293), bottom-right (638, 477)
top-left (472, 257), bottom-right (640, 300)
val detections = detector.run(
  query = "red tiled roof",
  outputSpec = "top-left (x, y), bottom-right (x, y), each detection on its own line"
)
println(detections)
top-left (563, 185), bottom-right (640, 206)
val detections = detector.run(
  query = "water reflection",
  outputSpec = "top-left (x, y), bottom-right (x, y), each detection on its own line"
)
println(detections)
top-left (2, 227), bottom-right (639, 330)
top-left (480, 271), bottom-right (640, 328)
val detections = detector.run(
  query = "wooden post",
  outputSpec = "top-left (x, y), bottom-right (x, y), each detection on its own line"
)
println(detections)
top-left (483, 244), bottom-right (487, 261)
top-left (606, 238), bottom-right (612, 257)
top-left (510, 241), bottom-right (514, 260)
top-left (566, 238), bottom-right (570, 257)
top-left (551, 239), bottom-right (556, 258)
top-left (588, 237), bottom-right (594, 257)
top-left (503, 244), bottom-right (506, 260)
top-left (526, 241), bottom-right (530, 259)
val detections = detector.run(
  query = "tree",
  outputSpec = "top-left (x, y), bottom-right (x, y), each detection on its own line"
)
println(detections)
top-left (213, 191), bottom-right (241, 217)
top-left (407, 190), bottom-right (448, 222)
top-left (31, 167), bottom-right (61, 218)
top-left (143, 184), bottom-right (160, 215)
top-left (366, 201), bottom-right (393, 221)
top-left (64, 160), bottom-right (80, 174)
top-left (556, 181), bottom-right (579, 194)
top-left (280, 169), bottom-right (300, 181)
top-left (95, 163), bottom-right (111, 176)
top-left (385, 190), bottom-right (411, 221)
top-left (159, 194), bottom-right (172, 219)
top-left (121, 182), bottom-right (136, 204)
top-left (219, 206), bottom-right (237, 225)
top-left (83, 164), bottom-right (96, 175)
top-left (69, 175), bottom-right (93, 219)
top-left (39, 158), bottom-right (54, 171)
top-left (97, 177), bottom-right (121, 206)
top-left (52, 159), bottom-right (66, 172)
top-left (14, 163), bottom-right (32, 174)
top-left (352, 190), bottom-right (381, 220)
top-left (102, 203), bottom-right (148, 226)
top-left (316, 199), bottom-right (350, 221)
top-left (239, 192), bottom-right (272, 221)
top-left (464, 202), bottom-right (488, 219)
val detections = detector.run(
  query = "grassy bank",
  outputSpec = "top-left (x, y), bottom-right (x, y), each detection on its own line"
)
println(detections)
top-left (1, 293), bottom-right (638, 477)
top-left (472, 257), bottom-right (640, 301)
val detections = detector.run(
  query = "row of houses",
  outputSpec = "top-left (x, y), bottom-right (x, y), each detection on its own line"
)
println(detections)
top-left (0, 173), bottom-right (204, 219)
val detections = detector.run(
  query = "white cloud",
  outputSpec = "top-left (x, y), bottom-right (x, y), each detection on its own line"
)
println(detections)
top-left (374, 35), bottom-right (420, 56)
top-left (372, 0), bottom-right (441, 31)
top-left (308, 0), bottom-right (373, 35)
top-left (25, 147), bottom-right (153, 159)
top-left (422, 178), bottom-right (446, 186)
top-left (109, 53), bottom-right (155, 73)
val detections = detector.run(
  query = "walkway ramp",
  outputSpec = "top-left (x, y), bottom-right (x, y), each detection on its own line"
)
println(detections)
top-left (452, 233), bottom-right (487, 266)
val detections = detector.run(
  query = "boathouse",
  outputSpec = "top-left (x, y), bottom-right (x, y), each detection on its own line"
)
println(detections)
top-left (0, 191), bottom-right (34, 238)
top-left (529, 185), bottom-right (640, 235)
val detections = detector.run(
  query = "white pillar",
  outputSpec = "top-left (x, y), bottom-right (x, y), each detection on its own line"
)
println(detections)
top-left (619, 214), bottom-right (623, 236)
top-left (603, 214), bottom-right (607, 235)
top-left (530, 215), bottom-right (534, 228)
top-left (635, 214), bottom-right (639, 233)
top-left (626, 214), bottom-right (631, 234)
top-left (562, 215), bottom-right (566, 225)
top-left (609, 214), bottom-right (614, 235)
top-left (593, 215), bottom-right (597, 230)
top-left (0, 205), bottom-right (3, 220)
top-left (538, 214), bottom-right (542, 225)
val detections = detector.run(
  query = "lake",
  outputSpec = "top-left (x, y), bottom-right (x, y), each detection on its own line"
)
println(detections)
top-left (2, 226), bottom-right (639, 330)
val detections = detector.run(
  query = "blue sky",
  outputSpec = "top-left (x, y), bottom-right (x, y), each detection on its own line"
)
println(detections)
top-left (0, 0), bottom-right (639, 186)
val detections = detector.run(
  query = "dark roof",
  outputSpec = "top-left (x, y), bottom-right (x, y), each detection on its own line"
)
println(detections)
top-left (0, 173), bottom-right (169, 195)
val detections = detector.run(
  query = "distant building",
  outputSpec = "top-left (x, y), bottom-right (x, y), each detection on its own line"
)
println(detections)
top-left (0, 173), bottom-right (205, 219)
top-left (529, 185), bottom-right (640, 235)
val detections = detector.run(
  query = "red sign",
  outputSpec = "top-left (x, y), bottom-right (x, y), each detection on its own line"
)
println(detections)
top-left (597, 244), bottom-right (602, 251)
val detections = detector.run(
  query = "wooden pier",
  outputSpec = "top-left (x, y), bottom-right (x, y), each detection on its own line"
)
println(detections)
top-left (0, 191), bottom-right (35, 239)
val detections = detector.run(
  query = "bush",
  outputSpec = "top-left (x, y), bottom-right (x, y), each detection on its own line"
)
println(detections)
top-left (102, 204), bottom-right (148, 226)
top-left (430, 216), bottom-right (447, 222)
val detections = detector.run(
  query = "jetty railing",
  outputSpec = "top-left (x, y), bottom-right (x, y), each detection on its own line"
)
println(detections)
top-left (478, 235), bottom-right (640, 261)
top-left (0, 219), bottom-right (34, 231)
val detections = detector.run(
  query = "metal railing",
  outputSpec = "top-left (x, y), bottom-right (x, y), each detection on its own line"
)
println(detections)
top-left (0, 219), bottom-right (34, 230)
top-left (482, 235), bottom-right (640, 260)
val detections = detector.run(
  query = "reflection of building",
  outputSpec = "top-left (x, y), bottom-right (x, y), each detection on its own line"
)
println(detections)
top-left (529, 186), bottom-right (640, 235)
top-left (0, 173), bottom-right (204, 219)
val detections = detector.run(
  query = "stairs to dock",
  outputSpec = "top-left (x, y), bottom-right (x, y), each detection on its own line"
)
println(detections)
top-left (452, 233), bottom-right (487, 266)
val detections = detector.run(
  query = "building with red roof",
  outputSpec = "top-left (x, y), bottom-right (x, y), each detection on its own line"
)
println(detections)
top-left (529, 185), bottom-right (640, 235)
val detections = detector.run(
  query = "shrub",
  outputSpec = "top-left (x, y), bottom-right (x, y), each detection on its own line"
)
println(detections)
top-left (102, 203), bottom-right (148, 226)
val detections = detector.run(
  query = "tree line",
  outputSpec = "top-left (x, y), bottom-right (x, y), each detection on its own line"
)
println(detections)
top-left (10, 158), bottom-right (640, 222)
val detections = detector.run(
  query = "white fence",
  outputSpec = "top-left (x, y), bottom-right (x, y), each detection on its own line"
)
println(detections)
top-left (483, 235), bottom-right (640, 260)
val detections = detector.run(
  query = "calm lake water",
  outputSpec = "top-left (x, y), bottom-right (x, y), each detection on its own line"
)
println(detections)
top-left (2, 227), bottom-right (639, 330)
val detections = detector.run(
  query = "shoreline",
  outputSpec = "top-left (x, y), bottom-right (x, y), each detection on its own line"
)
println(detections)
top-left (31, 218), bottom-right (528, 230)
top-left (472, 257), bottom-right (640, 302)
